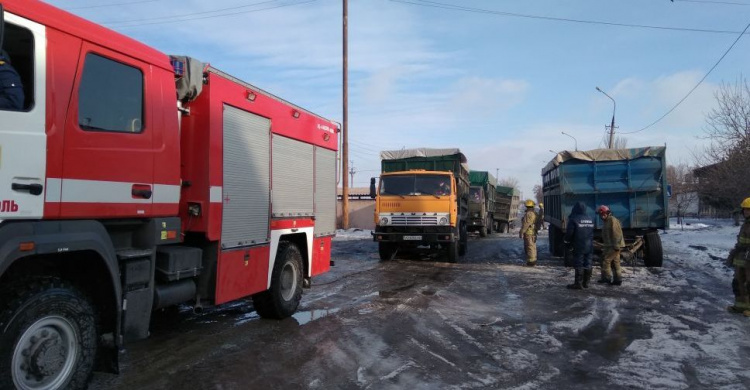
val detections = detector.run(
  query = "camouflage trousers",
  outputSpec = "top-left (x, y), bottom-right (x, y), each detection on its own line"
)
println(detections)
top-left (601, 249), bottom-right (622, 280)
top-left (524, 234), bottom-right (537, 263)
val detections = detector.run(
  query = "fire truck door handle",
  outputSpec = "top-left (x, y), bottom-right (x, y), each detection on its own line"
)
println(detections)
top-left (12, 183), bottom-right (43, 196)
top-left (132, 186), bottom-right (153, 199)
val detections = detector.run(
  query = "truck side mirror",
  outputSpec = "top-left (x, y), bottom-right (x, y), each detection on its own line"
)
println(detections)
top-left (370, 177), bottom-right (377, 199)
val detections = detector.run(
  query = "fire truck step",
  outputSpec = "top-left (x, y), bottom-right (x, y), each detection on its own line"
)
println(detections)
top-left (116, 248), bottom-right (154, 260)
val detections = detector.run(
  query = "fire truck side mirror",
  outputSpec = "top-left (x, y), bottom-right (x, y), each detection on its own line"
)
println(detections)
top-left (369, 177), bottom-right (377, 199)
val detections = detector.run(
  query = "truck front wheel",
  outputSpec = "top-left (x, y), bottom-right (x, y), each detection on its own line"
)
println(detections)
top-left (253, 242), bottom-right (303, 319)
top-left (0, 277), bottom-right (97, 390)
top-left (378, 242), bottom-right (396, 261)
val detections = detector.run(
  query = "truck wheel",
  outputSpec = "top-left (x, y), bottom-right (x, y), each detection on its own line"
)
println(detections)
top-left (500, 222), bottom-right (508, 234)
top-left (643, 232), bottom-right (664, 267)
top-left (549, 226), bottom-right (564, 257)
top-left (253, 242), bottom-right (303, 319)
top-left (458, 223), bottom-right (468, 256)
top-left (447, 241), bottom-right (459, 263)
top-left (0, 277), bottom-right (97, 390)
top-left (378, 242), bottom-right (396, 261)
top-left (479, 226), bottom-right (487, 238)
top-left (486, 218), bottom-right (492, 235)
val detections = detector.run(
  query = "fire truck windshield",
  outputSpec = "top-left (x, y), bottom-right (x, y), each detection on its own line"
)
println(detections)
top-left (380, 174), bottom-right (452, 197)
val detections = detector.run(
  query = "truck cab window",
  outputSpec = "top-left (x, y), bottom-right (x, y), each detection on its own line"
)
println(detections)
top-left (78, 53), bottom-right (144, 133)
top-left (470, 187), bottom-right (482, 203)
top-left (0, 22), bottom-right (33, 111)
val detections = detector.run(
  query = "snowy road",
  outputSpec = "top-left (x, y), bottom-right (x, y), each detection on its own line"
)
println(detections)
top-left (89, 219), bottom-right (750, 389)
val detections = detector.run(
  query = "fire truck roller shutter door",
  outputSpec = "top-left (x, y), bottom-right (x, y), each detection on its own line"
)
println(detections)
top-left (221, 105), bottom-right (270, 249)
top-left (314, 147), bottom-right (336, 237)
top-left (272, 135), bottom-right (314, 217)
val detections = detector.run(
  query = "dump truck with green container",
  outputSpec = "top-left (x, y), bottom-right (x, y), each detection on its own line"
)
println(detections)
top-left (493, 185), bottom-right (520, 233)
top-left (371, 148), bottom-right (470, 262)
top-left (468, 171), bottom-right (497, 237)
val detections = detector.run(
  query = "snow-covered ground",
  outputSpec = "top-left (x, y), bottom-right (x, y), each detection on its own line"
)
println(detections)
top-left (333, 228), bottom-right (374, 241)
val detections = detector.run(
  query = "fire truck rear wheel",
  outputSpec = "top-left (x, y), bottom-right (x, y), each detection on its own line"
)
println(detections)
top-left (253, 242), bottom-right (303, 319)
top-left (0, 277), bottom-right (97, 390)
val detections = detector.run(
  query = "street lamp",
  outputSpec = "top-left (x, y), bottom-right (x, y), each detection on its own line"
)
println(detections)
top-left (561, 131), bottom-right (578, 151)
top-left (596, 86), bottom-right (616, 149)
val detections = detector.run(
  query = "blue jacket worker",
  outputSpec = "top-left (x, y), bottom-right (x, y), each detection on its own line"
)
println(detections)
top-left (0, 51), bottom-right (24, 111)
top-left (563, 201), bottom-right (594, 289)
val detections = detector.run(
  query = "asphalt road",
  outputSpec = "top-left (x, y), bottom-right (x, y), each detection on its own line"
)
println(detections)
top-left (89, 229), bottom-right (750, 389)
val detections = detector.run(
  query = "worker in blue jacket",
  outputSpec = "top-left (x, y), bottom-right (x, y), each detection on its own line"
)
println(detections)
top-left (0, 51), bottom-right (24, 111)
top-left (563, 201), bottom-right (595, 289)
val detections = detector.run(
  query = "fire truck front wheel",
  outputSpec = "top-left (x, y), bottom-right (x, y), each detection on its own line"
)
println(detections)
top-left (253, 242), bottom-right (303, 319)
top-left (0, 277), bottom-right (97, 390)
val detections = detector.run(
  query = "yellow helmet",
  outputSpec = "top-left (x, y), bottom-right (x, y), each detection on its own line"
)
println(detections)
top-left (525, 199), bottom-right (535, 208)
top-left (538, 202), bottom-right (544, 208)
top-left (742, 197), bottom-right (750, 209)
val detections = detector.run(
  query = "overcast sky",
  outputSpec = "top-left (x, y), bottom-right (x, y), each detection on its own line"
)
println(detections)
top-left (47, 0), bottom-right (750, 198)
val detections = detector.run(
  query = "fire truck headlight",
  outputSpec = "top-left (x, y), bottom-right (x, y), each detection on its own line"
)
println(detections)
top-left (379, 217), bottom-right (389, 226)
top-left (439, 217), bottom-right (448, 225)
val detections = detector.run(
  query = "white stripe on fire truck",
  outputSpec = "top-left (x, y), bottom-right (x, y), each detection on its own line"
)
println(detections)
top-left (44, 178), bottom-right (180, 204)
top-left (210, 186), bottom-right (223, 203)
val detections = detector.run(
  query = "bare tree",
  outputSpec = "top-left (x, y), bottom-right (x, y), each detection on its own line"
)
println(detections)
top-left (667, 163), bottom-right (699, 225)
top-left (612, 136), bottom-right (628, 149)
top-left (498, 177), bottom-right (520, 189)
top-left (533, 184), bottom-right (543, 204)
top-left (695, 78), bottom-right (750, 216)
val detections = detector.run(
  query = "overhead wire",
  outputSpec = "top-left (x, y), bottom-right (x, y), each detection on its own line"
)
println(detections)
top-left (389, 0), bottom-right (750, 35)
top-left (103, 0), bottom-right (316, 28)
top-left (67, 0), bottom-right (162, 10)
top-left (674, 0), bottom-right (750, 5)
top-left (621, 20), bottom-right (750, 134)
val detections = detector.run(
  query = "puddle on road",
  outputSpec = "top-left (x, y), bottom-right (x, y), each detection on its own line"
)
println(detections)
top-left (291, 308), bottom-right (341, 325)
top-left (565, 320), bottom-right (651, 360)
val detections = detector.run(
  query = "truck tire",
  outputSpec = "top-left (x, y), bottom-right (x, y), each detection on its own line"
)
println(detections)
top-left (253, 242), bottom-right (303, 319)
top-left (447, 241), bottom-right (459, 263)
top-left (0, 277), bottom-right (97, 390)
top-left (458, 223), bottom-right (468, 256)
top-left (487, 217), bottom-right (493, 234)
top-left (479, 226), bottom-right (487, 238)
top-left (643, 232), bottom-right (664, 267)
top-left (378, 242), bottom-right (396, 261)
top-left (498, 222), bottom-right (508, 234)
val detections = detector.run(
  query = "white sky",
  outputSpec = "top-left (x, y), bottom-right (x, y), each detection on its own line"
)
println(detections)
top-left (46, 0), bottom-right (750, 197)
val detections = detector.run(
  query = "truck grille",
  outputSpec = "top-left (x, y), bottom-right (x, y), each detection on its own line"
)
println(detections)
top-left (391, 215), bottom-right (439, 226)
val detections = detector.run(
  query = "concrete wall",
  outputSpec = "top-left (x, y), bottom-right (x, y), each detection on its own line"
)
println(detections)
top-left (337, 199), bottom-right (375, 230)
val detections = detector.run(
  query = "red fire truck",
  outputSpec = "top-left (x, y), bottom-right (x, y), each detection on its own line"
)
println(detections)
top-left (0, 1), bottom-right (340, 388)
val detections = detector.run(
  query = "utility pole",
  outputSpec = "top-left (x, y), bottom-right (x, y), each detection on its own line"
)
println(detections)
top-left (596, 86), bottom-right (616, 149)
top-left (349, 160), bottom-right (356, 189)
top-left (342, 0), bottom-right (350, 229)
top-left (495, 168), bottom-right (499, 181)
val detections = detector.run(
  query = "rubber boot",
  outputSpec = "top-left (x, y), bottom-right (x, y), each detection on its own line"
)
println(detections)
top-left (582, 269), bottom-right (592, 289)
top-left (610, 273), bottom-right (622, 286)
top-left (597, 273), bottom-right (610, 284)
top-left (567, 268), bottom-right (583, 290)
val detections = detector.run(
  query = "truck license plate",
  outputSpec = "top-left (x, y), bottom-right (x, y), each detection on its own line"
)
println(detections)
top-left (403, 235), bottom-right (422, 241)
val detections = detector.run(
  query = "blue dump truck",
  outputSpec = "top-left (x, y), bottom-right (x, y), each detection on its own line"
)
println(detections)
top-left (542, 146), bottom-right (668, 267)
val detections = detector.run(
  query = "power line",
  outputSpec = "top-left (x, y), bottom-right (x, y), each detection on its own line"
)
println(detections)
top-left (390, 0), bottom-right (750, 35)
top-left (102, 0), bottom-right (281, 25)
top-left (67, 0), bottom-right (162, 10)
top-left (622, 20), bottom-right (750, 134)
top-left (674, 0), bottom-right (750, 5)
top-left (103, 0), bottom-right (315, 28)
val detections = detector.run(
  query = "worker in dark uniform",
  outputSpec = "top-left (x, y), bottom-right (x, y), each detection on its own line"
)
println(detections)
top-left (728, 197), bottom-right (750, 316)
top-left (0, 51), bottom-right (24, 111)
top-left (563, 202), bottom-right (595, 289)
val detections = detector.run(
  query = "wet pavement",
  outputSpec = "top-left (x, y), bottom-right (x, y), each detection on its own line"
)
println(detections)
top-left (89, 228), bottom-right (750, 389)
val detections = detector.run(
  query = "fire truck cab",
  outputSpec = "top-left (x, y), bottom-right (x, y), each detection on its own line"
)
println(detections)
top-left (0, 1), bottom-right (339, 389)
